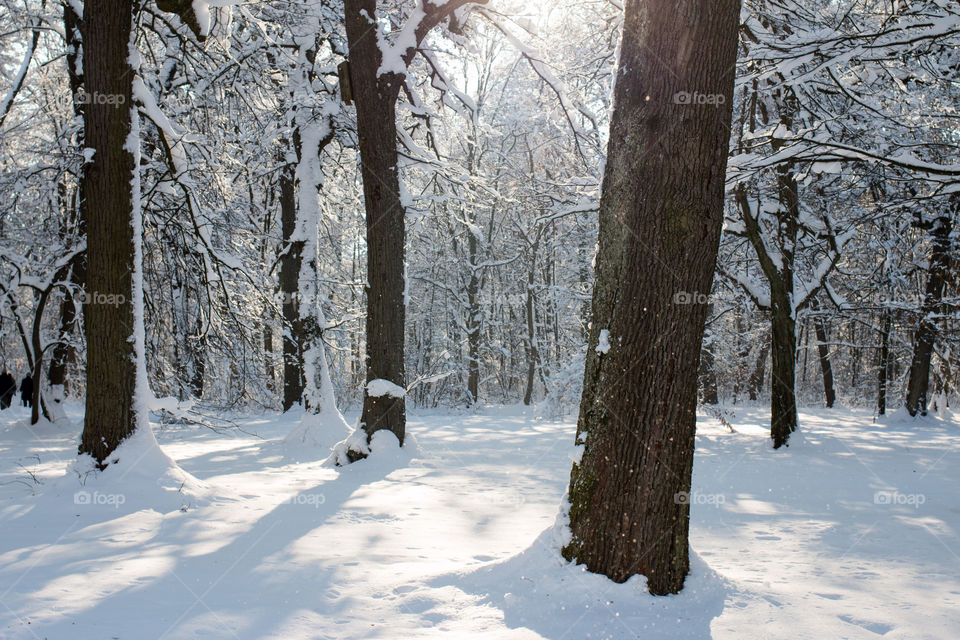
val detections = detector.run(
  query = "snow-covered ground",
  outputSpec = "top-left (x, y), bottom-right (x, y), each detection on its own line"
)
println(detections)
top-left (0, 403), bottom-right (957, 639)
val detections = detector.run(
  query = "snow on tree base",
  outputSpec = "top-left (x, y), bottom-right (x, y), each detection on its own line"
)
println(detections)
top-left (446, 504), bottom-right (728, 639)
top-left (325, 426), bottom-right (418, 468)
top-left (283, 410), bottom-right (352, 461)
top-left (51, 426), bottom-right (209, 514)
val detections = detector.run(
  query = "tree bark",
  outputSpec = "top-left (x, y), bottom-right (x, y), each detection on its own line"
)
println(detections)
top-left (279, 159), bottom-right (305, 411)
top-left (523, 261), bottom-right (537, 406)
top-left (747, 340), bottom-right (768, 401)
top-left (905, 215), bottom-right (952, 416)
top-left (811, 300), bottom-right (835, 408)
top-left (49, 1), bottom-right (88, 405)
top-left (877, 309), bottom-right (891, 415)
top-left (466, 231), bottom-right (481, 404)
top-left (814, 318), bottom-right (835, 408)
top-left (562, 0), bottom-right (740, 595)
top-left (78, 0), bottom-right (139, 465)
top-left (769, 293), bottom-right (797, 448)
top-left (345, 0), bottom-right (408, 444)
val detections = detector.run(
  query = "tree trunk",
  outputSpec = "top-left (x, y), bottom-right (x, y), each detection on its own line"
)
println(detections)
top-left (466, 231), bottom-right (481, 404)
top-left (523, 261), bottom-right (537, 406)
top-left (279, 160), bottom-right (304, 411)
top-left (747, 341), bottom-right (768, 402)
top-left (906, 215), bottom-right (952, 416)
top-left (700, 304), bottom-right (719, 405)
top-left (345, 0), bottom-right (408, 445)
top-left (769, 295), bottom-right (797, 448)
top-left (812, 311), bottom-right (835, 408)
top-left (190, 330), bottom-right (206, 399)
top-left (78, 0), bottom-right (140, 465)
top-left (877, 309), bottom-right (891, 415)
top-left (700, 340), bottom-right (720, 405)
top-left (562, 0), bottom-right (739, 596)
top-left (49, 1), bottom-right (88, 407)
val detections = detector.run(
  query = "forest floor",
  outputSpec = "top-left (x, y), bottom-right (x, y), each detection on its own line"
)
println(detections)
top-left (0, 402), bottom-right (958, 639)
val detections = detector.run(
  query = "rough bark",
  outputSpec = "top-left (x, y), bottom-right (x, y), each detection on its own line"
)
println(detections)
top-left (562, 0), bottom-right (740, 595)
top-left (905, 215), bottom-right (952, 416)
top-left (279, 160), bottom-right (304, 411)
top-left (78, 0), bottom-right (139, 465)
top-left (345, 0), bottom-right (409, 444)
top-left (769, 296), bottom-right (797, 447)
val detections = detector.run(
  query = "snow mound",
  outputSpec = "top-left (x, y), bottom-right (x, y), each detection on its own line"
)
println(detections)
top-left (325, 425), bottom-right (418, 468)
top-left (441, 506), bottom-right (729, 639)
top-left (48, 427), bottom-right (209, 515)
top-left (283, 410), bottom-right (352, 461)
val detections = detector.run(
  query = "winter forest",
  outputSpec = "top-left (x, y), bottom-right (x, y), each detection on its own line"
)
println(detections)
top-left (0, 0), bottom-right (958, 637)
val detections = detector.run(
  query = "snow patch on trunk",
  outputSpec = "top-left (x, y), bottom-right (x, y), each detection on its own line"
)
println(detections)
top-left (595, 329), bottom-right (611, 354)
top-left (367, 378), bottom-right (406, 398)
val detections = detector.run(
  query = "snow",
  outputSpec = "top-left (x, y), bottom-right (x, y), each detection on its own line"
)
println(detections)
top-left (1, 403), bottom-right (958, 639)
top-left (366, 378), bottom-right (407, 398)
top-left (595, 328), bottom-right (611, 354)
top-left (193, 0), bottom-right (212, 38)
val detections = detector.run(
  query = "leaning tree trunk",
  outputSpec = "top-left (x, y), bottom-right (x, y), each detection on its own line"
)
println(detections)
top-left (905, 215), bottom-right (952, 416)
top-left (345, 0), bottom-right (408, 445)
top-left (78, 0), bottom-right (139, 465)
top-left (562, 0), bottom-right (740, 596)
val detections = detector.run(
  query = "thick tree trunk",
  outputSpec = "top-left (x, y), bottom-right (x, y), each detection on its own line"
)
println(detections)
top-left (562, 0), bottom-right (739, 596)
top-left (279, 160), bottom-right (304, 411)
top-left (877, 309), bottom-right (891, 415)
top-left (78, 0), bottom-right (139, 465)
top-left (345, 0), bottom-right (408, 445)
top-left (906, 216), bottom-right (952, 416)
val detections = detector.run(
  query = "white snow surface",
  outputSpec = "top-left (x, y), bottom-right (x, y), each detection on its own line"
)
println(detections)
top-left (1, 403), bottom-right (958, 639)
top-left (366, 378), bottom-right (407, 398)
top-left (595, 328), bottom-right (611, 354)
